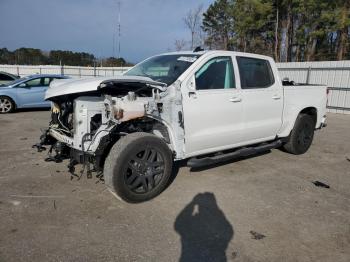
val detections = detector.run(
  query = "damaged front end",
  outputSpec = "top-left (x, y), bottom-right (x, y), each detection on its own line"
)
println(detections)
top-left (35, 76), bottom-right (182, 179)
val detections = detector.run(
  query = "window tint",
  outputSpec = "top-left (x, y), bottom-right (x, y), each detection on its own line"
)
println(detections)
top-left (195, 57), bottom-right (235, 90)
top-left (43, 78), bottom-right (51, 86)
top-left (0, 74), bottom-right (14, 81)
top-left (237, 57), bottom-right (274, 89)
top-left (24, 78), bottom-right (41, 87)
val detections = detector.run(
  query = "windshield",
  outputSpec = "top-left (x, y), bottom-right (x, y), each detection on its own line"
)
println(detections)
top-left (2, 76), bottom-right (30, 86)
top-left (125, 54), bottom-right (201, 85)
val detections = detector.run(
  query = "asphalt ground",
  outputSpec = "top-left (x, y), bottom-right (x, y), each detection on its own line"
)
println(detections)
top-left (0, 110), bottom-right (349, 262)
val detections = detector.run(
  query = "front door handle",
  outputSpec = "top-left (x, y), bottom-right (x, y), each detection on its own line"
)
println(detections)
top-left (229, 97), bottom-right (242, 103)
top-left (188, 91), bottom-right (197, 99)
top-left (272, 95), bottom-right (281, 100)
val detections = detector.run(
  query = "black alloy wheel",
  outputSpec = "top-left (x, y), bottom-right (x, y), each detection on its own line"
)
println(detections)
top-left (125, 147), bottom-right (165, 194)
top-left (104, 132), bottom-right (173, 203)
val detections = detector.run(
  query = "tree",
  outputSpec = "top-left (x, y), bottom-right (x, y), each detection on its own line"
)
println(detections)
top-left (0, 48), bottom-right (15, 64)
top-left (13, 48), bottom-right (47, 65)
top-left (0, 48), bottom-right (133, 66)
top-left (103, 57), bottom-right (127, 67)
top-left (274, 0), bottom-right (280, 61)
top-left (48, 50), bottom-right (95, 66)
top-left (202, 0), bottom-right (234, 50)
top-left (336, 0), bottom-right (350, 60)
top-left (200, 0), bottom-right (349, 61)
top-left (174, 39), bottom-right (187, 51)
top-left (232, 0), bottom-right (274, 55)
top-left (184, 5), bottom-right (204, 49)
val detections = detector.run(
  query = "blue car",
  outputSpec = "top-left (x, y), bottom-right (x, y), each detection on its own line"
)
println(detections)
top-left (0, 74), bottom-right (69, 113)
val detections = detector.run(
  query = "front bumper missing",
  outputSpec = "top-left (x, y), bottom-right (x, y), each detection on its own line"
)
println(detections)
top-left (44, 129), bottom-right (102, 179)
top-left (49, 129), bottom-right (74, 146)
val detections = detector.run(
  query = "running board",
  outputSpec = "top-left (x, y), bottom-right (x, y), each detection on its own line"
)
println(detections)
top-left (187, 140), bottom-right (283, 168)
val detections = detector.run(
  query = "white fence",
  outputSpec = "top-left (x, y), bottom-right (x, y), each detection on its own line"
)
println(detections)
top-left (277, 61), bottom-right (350, 114)
top-left (1, 61), bottom-right (350, 114)
top-left (0, 64), bottom-right (129, 78)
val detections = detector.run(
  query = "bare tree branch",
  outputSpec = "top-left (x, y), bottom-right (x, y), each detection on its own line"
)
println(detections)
top-left (183, 4), bottom-right (204, 50)
top-left (174, 39), bottom-right (187, 51)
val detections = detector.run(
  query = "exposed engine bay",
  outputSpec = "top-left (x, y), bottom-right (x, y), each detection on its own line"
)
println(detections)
top-left (36, 77), bottom-right (185, 179)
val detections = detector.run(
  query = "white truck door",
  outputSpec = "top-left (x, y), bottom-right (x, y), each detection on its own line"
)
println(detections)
top-left (182, 56), bottom-right (244, 157)
top-left (236, 56), bottom-right (283, 143)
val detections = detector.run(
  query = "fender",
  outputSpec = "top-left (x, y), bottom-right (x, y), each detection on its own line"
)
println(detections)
top-left (0, 88), bottom-right (19, 108)
top-left (278, 106), bottom-right (318, 138)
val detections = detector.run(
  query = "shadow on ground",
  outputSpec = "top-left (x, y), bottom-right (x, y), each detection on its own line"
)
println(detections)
top-left (174, 192), bottom-right (233, 262)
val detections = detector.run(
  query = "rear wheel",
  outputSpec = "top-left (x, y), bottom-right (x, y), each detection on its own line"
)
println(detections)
top-left (0, 96), bottom-right (15, 113)
top-left (283, 114), bottom-right (315, 155)
top-left (104, 132), bottom-right (173, 203)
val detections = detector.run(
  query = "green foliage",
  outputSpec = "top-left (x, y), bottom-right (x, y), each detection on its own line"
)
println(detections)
top-left (0, 48), bottom-right (15, 64)
top-left (202, 0), bottom-right (350, 61)
top-left (232, 0), bottom-right (274, 54)
top-left (0, 48), bottom-right (132, 67)
top-left (48, 50), bottom-right (95, 66)
top-left (202, 0), bottom-right (235, 50)
top-left (104, 57), bottom-right (128, 67)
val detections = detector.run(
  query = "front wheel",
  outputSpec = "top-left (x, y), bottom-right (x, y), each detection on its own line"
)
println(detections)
top-left (104, 132), bottom-right (173, 203)
top-left (283, 114), bottom-right (315, 155)
top-left (0, 96), bottom-right (15, 114)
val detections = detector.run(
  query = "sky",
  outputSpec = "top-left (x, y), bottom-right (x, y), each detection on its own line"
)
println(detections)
top-left (0, 0), bottom-right (213, 63)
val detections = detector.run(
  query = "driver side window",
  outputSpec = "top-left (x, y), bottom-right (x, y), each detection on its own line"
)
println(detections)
top-left (195, 57), bottom-right (235, 90)
top-left (23, 78), bottom-right (42, 87)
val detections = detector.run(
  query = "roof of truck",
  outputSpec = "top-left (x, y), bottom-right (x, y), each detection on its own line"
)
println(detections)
top-left (157, 50), bottom-right (274, 61)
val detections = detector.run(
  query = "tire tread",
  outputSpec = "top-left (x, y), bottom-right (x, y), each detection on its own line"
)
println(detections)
top-left (104, 132), bottom-right (173, 203)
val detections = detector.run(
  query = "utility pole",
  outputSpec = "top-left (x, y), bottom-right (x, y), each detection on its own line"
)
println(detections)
top-left (117, 1), bottom-right (121, 59)
top-left (113, 28), bottom-right (115, 58)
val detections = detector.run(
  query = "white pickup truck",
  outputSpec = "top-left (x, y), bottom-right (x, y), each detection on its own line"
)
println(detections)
top-left (37, 50), bottom-right (328, 202)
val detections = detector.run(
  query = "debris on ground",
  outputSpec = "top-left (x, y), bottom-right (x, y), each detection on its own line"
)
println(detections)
top-left (32, 144), bottom-right (46, 152)
top-left (250, 231), bottom-right (266, 240)
top-left (346, 157), bottom-right (350, 162)
top-left (312, 181), bottom-right (330, 189)
top-left (231, 251), bottom-right (238, 259)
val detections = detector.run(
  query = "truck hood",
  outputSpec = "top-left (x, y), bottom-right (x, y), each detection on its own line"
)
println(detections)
top-left (45, 76), bottom-right (167, 99)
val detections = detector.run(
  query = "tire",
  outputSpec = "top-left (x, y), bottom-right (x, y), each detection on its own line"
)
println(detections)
top-left (0, 96), bottom-right (15, 113)
top-left (104, 132), bottom-right (173, 203)
top-left (283, 114), bottom-right (316, 155)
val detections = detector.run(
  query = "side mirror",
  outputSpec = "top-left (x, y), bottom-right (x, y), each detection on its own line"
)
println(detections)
top-left (18, 83), bottom-right (28, 88)
top-left (187, 75), bottom-right (196, 91)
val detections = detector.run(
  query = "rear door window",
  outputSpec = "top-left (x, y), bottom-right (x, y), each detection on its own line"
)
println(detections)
top-left (237, 57), bottom-right (274, 89)
top-left (195, 57), bottom-right (235, 90)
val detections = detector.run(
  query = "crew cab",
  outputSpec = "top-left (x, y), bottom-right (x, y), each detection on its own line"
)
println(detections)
top-left (36, 50), bottom-right (328, 203)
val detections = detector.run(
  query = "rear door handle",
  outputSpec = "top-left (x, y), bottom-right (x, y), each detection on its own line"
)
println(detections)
top-left (272, 95), bottom-right (281, 100)
top-left (229, 97), bottom-right (242, 103)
